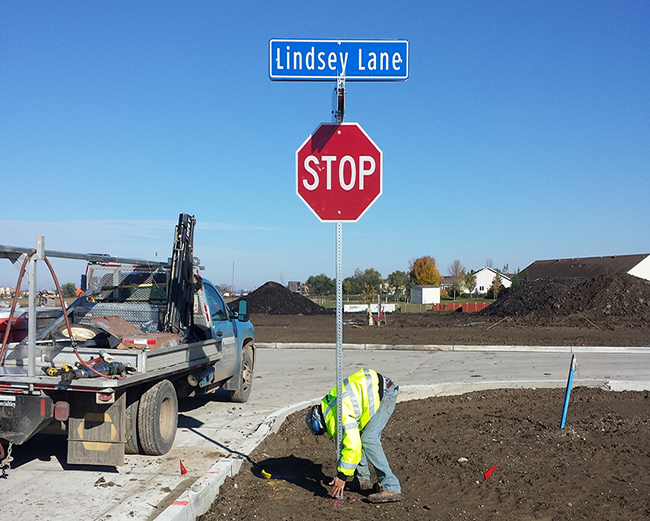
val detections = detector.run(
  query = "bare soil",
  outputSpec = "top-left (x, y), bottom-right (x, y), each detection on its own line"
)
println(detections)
top-left (199, 274), bottom-right (650, 520)
top-left (249, 274), bottom-right (650, 347)
top-left (251, 311), bottom-right (650, 347)
top-left (200, 387), bottom-right (650, 521)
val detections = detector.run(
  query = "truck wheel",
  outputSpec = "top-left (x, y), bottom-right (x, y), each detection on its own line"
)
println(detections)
top-left (137, 380), bottom-right (178, 456)
top-left (125, 392), bottom-right (141, 454)
top-left (229, 344), bottom-right (253, 403)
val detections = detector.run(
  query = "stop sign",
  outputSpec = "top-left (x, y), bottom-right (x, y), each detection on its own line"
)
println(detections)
top-left (296, 122), bottom-right (383, 222)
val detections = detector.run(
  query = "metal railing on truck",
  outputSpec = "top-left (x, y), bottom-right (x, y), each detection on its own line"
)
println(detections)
top-left (0, 240), bottom-right (170, 378)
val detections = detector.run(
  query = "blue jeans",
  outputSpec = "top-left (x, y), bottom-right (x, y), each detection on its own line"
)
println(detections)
top-left (355, 385), bottom-right (401, 493)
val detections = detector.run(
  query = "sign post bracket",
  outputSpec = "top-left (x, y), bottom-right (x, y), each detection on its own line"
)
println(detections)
top-left (335, 75), bottom-right (345, 124)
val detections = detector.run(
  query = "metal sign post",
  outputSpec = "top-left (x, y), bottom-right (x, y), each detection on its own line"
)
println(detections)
top-left (335, 221), bottom-right (343, 461)
top-left (334, 76), bottom-right (345, 461)
top-left (284, 38), bottom-right (407, 469)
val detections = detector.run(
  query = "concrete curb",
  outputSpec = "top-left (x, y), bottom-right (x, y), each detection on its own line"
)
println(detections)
top-left (154, 399), bottom-right (318, 521)
top-left (256, 342), bottom-right (650, 353)
top-left (154, 374), bottom-right (650, 521)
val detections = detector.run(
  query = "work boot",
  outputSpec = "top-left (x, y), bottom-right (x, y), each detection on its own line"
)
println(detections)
top-left (367, 490), bottom-right (402, 503)
top-left (346, 476), bottom-right (373, 491)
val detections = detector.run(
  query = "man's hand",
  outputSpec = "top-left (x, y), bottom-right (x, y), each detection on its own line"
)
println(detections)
top-left (329, 476), bottom-right (346, 498)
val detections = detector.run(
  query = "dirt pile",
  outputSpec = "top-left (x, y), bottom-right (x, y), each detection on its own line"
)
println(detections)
top-left (240, 282), bottom-right (331, 315)
top-left (483, 273), bottom-right (650, 325)
top-left (200, 387), bottom-right (650, 521)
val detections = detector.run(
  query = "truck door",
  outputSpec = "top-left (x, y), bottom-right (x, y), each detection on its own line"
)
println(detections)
top-left (203, 284), bottom-right (238, 380)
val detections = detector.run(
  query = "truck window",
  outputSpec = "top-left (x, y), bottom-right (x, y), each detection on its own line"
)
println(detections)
top-left (205, 285), bottom-right (229, 322)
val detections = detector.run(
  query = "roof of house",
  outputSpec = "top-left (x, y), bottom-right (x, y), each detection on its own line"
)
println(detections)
top-left (474, 266), bottom-right (511, 281)
top-left (439, 276), bottom-right (454, 286)
top-left (521, 254), bottom-right (649, 280)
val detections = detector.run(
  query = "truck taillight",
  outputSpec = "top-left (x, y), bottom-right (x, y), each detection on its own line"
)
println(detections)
top-left (54, 401), bottom-right (70, 421)
top-left (96, 391), bottom-right (115, 404)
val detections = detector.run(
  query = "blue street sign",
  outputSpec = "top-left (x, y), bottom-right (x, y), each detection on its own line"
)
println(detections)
top-left (269, 39), bottom-right (409, 81)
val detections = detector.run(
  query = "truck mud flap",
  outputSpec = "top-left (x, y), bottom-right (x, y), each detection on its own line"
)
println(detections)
top-left (0, 393), bottom-right (54, 445)
top-left (67, 391), bottom-right (126, 466)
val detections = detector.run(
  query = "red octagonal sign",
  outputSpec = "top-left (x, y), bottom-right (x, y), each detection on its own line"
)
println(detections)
top-left (296, 122), bottom-right (383, 222)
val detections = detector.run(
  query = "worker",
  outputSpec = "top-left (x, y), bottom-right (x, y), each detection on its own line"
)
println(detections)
top-left (305, 368), bottom-right (402, 503)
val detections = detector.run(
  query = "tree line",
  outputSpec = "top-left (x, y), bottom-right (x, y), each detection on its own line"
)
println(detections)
top-left (305, 256), bottom-right (520, 300)
top-left (305, 255), bottom-right (438, 300)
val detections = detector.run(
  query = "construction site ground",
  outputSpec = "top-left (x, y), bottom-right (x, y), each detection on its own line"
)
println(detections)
top-left (198, 274), bottom-right (650, 521)
top-left (247, 273), bottom-right (650, 348)
top-left (201, 385), bottom-right (649, 521)
top-left (250, 310), bottom-right (650, 347)
top-left (2, 274), bottom-right (649, 521)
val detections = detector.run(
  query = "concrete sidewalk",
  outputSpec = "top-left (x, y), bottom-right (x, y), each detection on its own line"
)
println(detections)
top-left (1, 345), bottom-right (648, 521)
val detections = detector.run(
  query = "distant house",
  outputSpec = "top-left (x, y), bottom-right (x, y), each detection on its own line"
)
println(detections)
top-left (473, 267), bottom-right (512, 295)
top-left (521, 254), bottom-right (650, 282)
top-left (410, 285), bottom-right (441, 304)
top-left (287, 281), bottom-right (308, 295)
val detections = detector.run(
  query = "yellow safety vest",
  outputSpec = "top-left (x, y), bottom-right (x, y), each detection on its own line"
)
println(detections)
top-left (321, 368), bottom-right (382, 477)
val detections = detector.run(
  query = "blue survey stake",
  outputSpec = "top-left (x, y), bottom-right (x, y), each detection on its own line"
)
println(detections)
top-left (269, 39), bottom-right (409, 81)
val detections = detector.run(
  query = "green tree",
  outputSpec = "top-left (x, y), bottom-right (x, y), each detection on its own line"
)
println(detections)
top-left (511, 271), bottom-right (521, 289)
top-left (464, 271), bottom-right (477, 296)
top-left (306, 274), bottom-right (335, 296)
top-left (60, 282), bottom-right (77, 298)
top-left (386, 270), bottom-right (408, 301)
top-left (342, 276), bottom-right (359, 298)
top-left (408, 256), bottom-right (441, 287)
top-left (361, 268), bottom-right (382, 293)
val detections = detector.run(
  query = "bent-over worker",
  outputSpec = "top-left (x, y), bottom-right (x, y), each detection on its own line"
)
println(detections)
top-left (305, 368), bottom-right (402, 503)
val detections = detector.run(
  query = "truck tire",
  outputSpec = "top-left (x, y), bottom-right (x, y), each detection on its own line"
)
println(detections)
top-left (137, 380), bottom-right (178, 456)
top-left (125, 392), bottom-right (141, 454)
top-left (229, 344), bottom-right (254, 403)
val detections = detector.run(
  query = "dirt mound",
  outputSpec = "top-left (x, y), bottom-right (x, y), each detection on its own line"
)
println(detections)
top-left (483, 273), bottom-right (650, 325)
top-left (240, 282), bottom-right (331, 315)
top-left (574, 273), bottom-right (650, 317)
top-left (482, 277), bottom-right (581, 319)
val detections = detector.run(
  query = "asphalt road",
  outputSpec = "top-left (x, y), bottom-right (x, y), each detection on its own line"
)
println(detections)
top-left (1, 345), bottom-right (648, 521)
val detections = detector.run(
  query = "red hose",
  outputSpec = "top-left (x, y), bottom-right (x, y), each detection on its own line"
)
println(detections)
top-left (43, 256), bottom-right (74, 345)
top-left (43, 256), bottom-right (121, 380)
top-left (0, 250), bottom-right (35, 365)
top-left (1, 253), bottom-right (123, 379)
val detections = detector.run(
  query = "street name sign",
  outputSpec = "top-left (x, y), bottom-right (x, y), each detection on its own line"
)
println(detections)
top-left (270, 39), bottom-right (409, 81)
top-left (296, 122), bottom-right (383, 222)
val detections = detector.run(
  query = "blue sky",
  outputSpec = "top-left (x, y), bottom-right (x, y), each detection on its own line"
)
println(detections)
top-left (1, 1), bottom-right (649, 291)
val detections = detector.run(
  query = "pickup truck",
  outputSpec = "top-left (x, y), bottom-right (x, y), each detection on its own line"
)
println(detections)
top-left (0, 214), bottom-right (255, 467)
